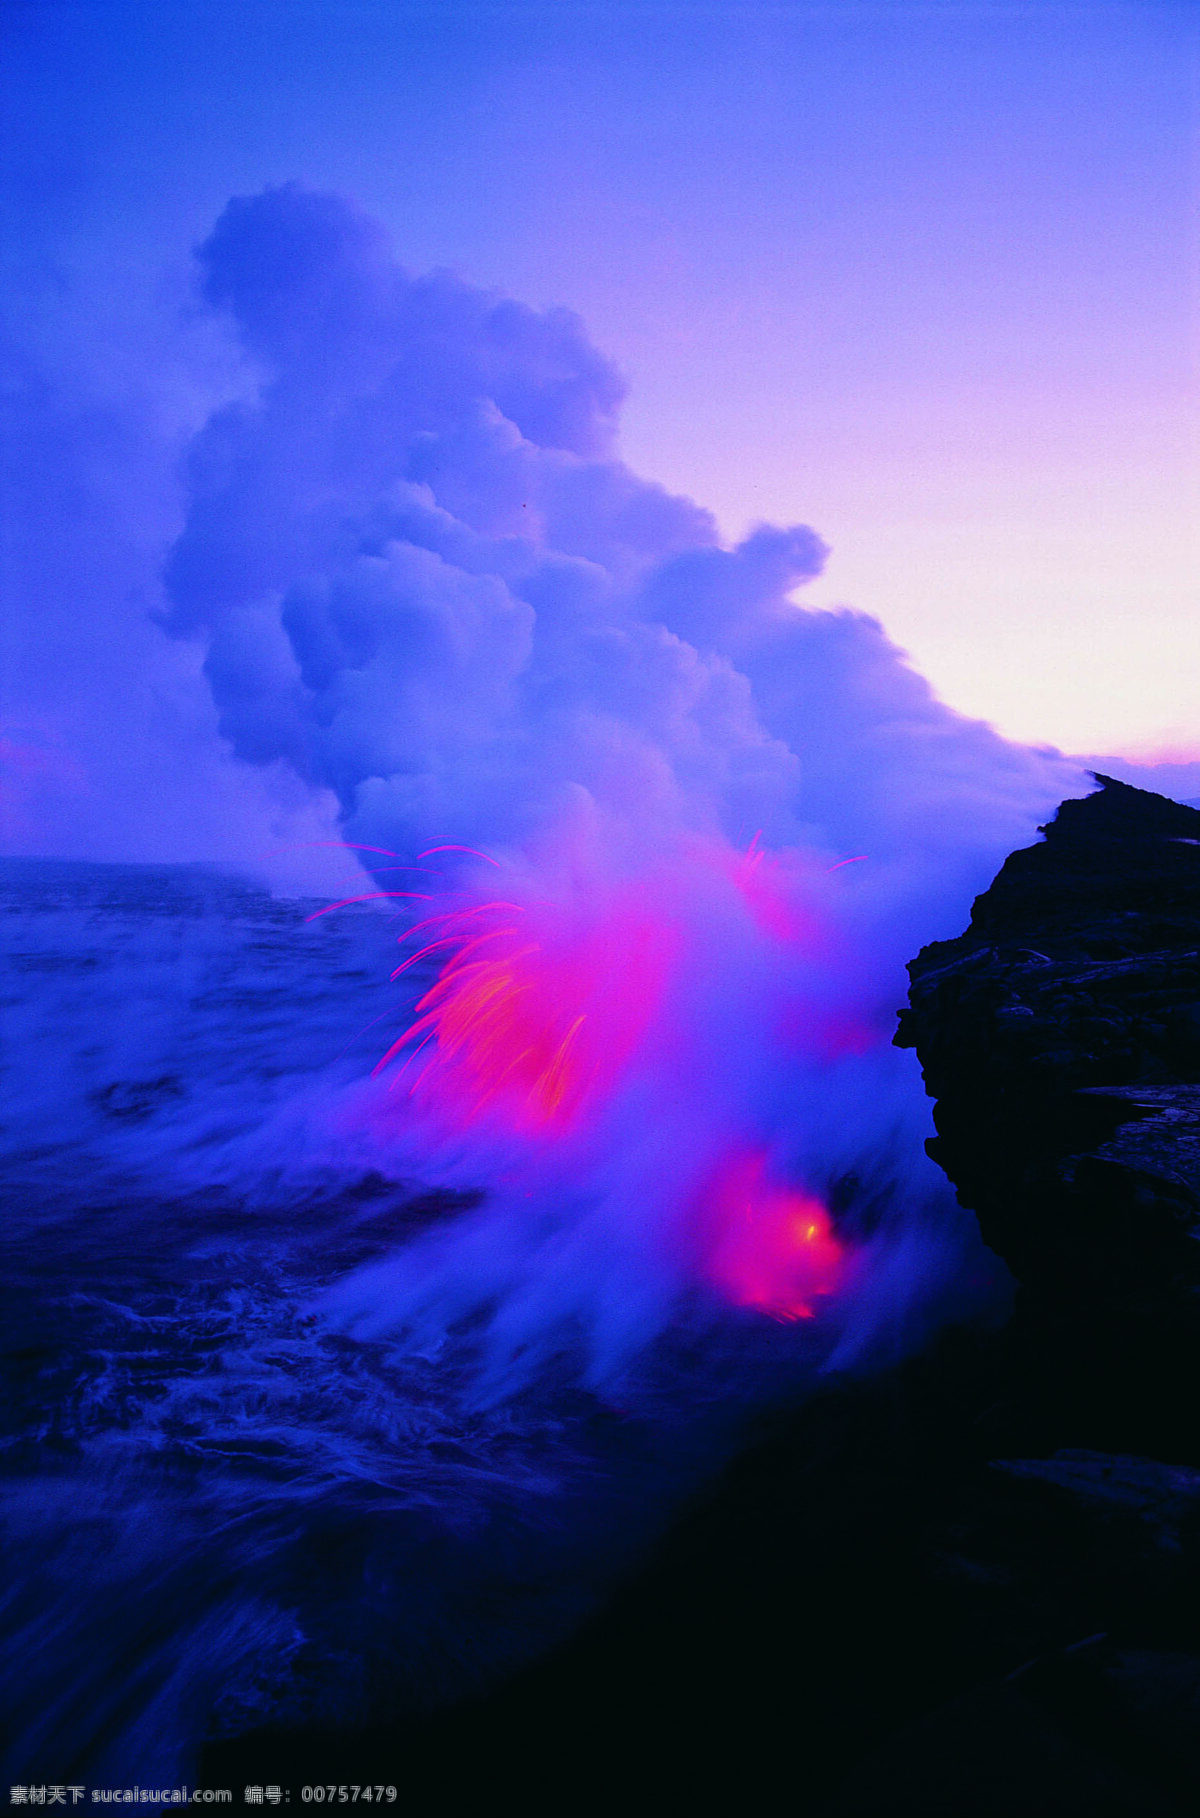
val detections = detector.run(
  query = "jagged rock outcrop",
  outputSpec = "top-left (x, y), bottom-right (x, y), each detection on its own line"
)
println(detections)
top-left (896, 775), bottom-right (1200, 1456)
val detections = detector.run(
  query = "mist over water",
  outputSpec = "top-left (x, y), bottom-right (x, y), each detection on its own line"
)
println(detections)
top-left (315, 822), bottom-right (1006, 1399)
top-left (4, 184), bottom-right (1099, 1778)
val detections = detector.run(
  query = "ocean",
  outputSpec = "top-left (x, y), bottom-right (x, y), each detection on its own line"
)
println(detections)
top-left (0, 857), bottom-right (836, 1783)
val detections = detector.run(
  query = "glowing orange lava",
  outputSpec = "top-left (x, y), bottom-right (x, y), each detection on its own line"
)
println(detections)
top-left (703, 1150), bottom-right (842, 1320)
top-left (380, 897), bottom-right (676, 1133)
top-left (370, 842), bottom-right (850, 1325)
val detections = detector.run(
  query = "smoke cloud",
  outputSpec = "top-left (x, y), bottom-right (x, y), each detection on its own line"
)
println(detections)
top-left (157, 183), bottom-right (1090, 1390)
top-left (166, 185), bottom-right (1082, 897)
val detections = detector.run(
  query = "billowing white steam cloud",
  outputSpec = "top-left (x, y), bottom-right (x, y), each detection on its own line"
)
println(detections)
top-left (164, 184), bottom-right (1089, 1391)
top-left (165, 185), bottom-right (1080, 905)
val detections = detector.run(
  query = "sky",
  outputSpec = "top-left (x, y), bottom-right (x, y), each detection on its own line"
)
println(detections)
top-left (2, 0), bottom-right (1198, 875)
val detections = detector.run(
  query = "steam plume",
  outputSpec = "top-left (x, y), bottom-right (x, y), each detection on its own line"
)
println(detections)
top-left (164, 184), bottom-right (1088, 1388)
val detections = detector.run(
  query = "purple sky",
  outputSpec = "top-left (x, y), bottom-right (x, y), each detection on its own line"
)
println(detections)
top-left (2, 0), bottom-right (1197, 874)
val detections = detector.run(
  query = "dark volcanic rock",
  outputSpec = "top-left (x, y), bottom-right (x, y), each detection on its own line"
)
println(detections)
top-left (896, 776), bottom-right (1200, 1458)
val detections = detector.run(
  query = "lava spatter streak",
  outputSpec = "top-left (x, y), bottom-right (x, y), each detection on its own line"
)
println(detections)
top-left (379, 892), bottom-right (678, 1136)
top-left (356, 833), bottom-right (860, 1335)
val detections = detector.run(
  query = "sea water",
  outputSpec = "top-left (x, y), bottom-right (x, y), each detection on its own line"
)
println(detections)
top-left (0, 858), bottom-right (831, 1782)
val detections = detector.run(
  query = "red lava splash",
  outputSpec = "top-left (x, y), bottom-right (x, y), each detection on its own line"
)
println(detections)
top-left (369, 834), bottom-right (851, 1321)
top-left (378, 891), bottom-right (678, 1136)
top-left (700, 1148), bottom-right (843, 1320)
